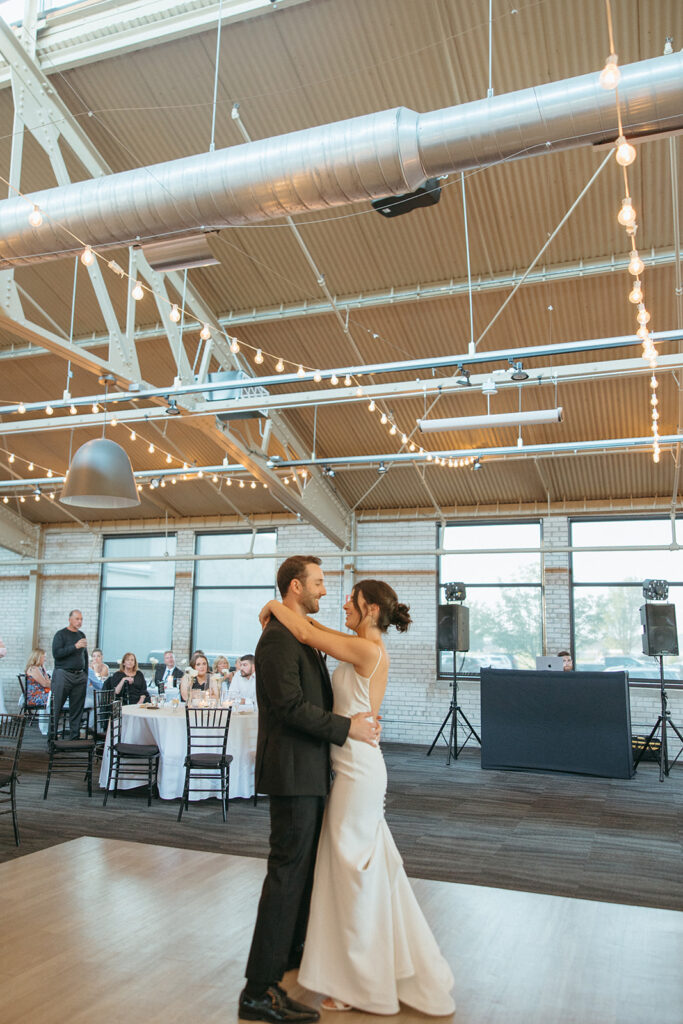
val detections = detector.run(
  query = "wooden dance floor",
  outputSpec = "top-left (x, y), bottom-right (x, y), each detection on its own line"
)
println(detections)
top-left (1, 837), bottom-right (681, 1024)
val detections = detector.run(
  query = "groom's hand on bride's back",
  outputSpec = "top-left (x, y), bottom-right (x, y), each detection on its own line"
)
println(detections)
top-left (349, 712), bottom-right (381, 746)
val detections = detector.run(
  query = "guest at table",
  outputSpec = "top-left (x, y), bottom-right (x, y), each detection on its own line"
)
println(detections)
top-left (110, 652), bottom-right (150, 705)
top-left (212, 655), bottom-right (233, 700)
top-left (558, 650), bottom-right (573, 671)
top-left (85, 647), bottom-right (110, 709)
top-left (0, 637), bottom-right (6, 658)
top-left (180, 652), bottom-right (219, 702)
top-left (227, 654), bottom-right (256, 705)
top-left (155, 649), bottom-right (183, 692)
top-left (26, 648), bottom-right (51, 707)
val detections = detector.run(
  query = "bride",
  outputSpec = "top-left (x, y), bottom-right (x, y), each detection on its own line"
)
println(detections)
top-left (259, 579), bottom-right (455, 1017)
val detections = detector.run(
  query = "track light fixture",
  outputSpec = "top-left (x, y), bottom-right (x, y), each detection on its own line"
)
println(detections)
top-left (472, 457), bottom-right (482, 471)
top-left (377, 462), bottom-right (387, 474)
top-left (509, 359), bottom-right (529, 381)
top-left (165, 398), bottom-right (181, 415)
top-left (455, 365), bottom-right (471, 386)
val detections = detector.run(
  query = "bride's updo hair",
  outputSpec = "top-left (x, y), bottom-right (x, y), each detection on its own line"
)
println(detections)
top-left (352, 579), bottom-right (412, 634)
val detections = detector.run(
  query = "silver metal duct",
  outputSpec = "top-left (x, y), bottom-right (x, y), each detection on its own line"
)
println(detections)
top-left (0, 53), bottom-right (681, 266)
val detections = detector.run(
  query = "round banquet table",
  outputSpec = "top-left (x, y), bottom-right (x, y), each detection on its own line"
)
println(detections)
top-left (99, 703), bottom-right (258, 801)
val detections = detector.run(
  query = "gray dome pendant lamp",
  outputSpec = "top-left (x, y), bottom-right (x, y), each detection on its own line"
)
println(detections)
top-left (61, 375), bottom-right (140, 509)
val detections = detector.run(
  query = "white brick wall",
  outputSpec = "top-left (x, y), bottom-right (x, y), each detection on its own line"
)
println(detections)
top-left (0, 515), bottom-right (680, 737)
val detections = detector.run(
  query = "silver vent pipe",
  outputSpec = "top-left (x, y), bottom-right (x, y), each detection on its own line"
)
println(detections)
top-left (0, 53), bottom-right (681, 266)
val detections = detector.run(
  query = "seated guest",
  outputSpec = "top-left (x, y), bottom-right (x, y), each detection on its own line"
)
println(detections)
top-left (25, 648), bottom-right (51, 707)
top-left (110, 652), bottom-right (149, 705)
top-left (180, 651), bottom-right (220, 703)
top-left (227, 654), bottom-right (256, 705)
top-left (86, 647), bottom-right (110, 709)
top-left (155, 649), bottom-right (183, 691)
top-left (212, 654), bottom-right (233, 700)
top-left (558, 650), bottom-right (573, 671)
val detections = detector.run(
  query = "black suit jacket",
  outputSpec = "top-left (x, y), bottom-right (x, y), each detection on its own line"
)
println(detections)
top-left (154, 664), bottom-right (183, 687)
top-left (255, 617), bottom-right (350, 796)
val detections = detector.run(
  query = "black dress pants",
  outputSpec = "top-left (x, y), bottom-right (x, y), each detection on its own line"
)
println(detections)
top-left (51, 669), bottom-right (87, 740)
top-left (245, 794), bottom-right (325, 987)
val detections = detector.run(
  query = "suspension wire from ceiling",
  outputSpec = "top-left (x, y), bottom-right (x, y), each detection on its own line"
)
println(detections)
top-left (461, 171), bottom-right (475, 356)
top-left (209, 0), bottom-right (224, 154)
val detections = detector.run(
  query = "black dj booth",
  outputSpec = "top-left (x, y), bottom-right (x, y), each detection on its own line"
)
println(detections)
top-left (480, 668), bottom-right (635, 779)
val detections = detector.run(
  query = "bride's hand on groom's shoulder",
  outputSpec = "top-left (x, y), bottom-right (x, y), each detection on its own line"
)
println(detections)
top-left (259, 601), bottom-right (273, 629)
top-left (349, 712), bottom-right (381, 746)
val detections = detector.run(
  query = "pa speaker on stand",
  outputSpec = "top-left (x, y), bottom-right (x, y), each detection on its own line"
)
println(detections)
top-left (634, 586), bottom-right (683, 781)
top-left (428, 588), bottom-right (481, 764)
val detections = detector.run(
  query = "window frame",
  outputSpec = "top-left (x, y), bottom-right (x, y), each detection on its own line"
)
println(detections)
top-left (436, 518), bottom-right (543, 679)
top-left (97, 531), bottom-right (177, 668)
top-left (190, 528), bottom-right (277, 660)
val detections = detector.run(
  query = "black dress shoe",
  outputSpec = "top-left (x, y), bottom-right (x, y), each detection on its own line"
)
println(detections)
top-left (239, 986), bottom-right (320, 1023)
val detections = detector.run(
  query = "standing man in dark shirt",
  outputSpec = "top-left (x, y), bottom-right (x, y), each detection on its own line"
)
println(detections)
top-left (51, 609), bottom-right (88, 740)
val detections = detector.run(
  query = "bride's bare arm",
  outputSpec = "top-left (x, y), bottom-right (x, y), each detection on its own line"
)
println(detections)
top-left (260, 599), bottom-right (378, 676)
top-left (304, 617), bottom-right (350, 639)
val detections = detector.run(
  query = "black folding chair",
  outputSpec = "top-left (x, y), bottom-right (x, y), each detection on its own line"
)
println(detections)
top-left (91, 688), bottom-right (116, 760)
top-left (103, 700), bottom-right (160, 808)
top-left (43, 696), bottom-right (95, 799)
top-left (178, 706), bottom-right (233, 822)
top-left (0, 714), bottom-right (26, 845)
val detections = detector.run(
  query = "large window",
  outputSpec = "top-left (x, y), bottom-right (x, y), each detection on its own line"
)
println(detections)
top-left (572, 518), bottom-right (683, 676)
top-left (438, 522), bottom-right (542, 676)
top-left (192, 531), bottom-right (277, 663)
top-left (98, 534), bottom-right (176, 665)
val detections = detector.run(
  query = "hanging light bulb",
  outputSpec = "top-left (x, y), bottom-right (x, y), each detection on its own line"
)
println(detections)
top-left (92, 403), bottom-right (99, 414)
top-left (230, 337), bottom-right (240, 354)
top-left (389, 424), bottom-right (397, 435)
top-left (297, 365), bottom-right (306, 377)
top-left (170, 476), bottom-right (177, 485)
top-left (130, 430), bottom-right (136, 441)
top-left (80, 246), bottom-right (95, 267)
top-left (251, 481), bottom-right (257, 489)
top-left (275, 358), bottom-right (284, 373)
top-left (200, 323), bottom-right (211, 341)
top-left (131, 280), bottom-right (144, 301)
top-left (19, 495), bottom-right (25, 503)
top-left (2, 496), bottom-right (7, 504)
top-left (183, 462), bottom-right (188, 471)
top-left (356, 387), bottom-right (363, 398)
top-left (344, 375), bottom-right (352, 387)
top-left (636, 303), bottom-right (650, 325)
top-left (8, 453), bottom-right (15, 463)
top-left (239, 479), bottom-right (245, 488)
top-left (426, 453), bottom-right (433, 462)
top-left (599, 53), bottom-right (620, 90)
top-left (70, 404), bottom-right (77, 415)
top-left (34, 493), bottom-right (40, 502)
top-left (330, 374), bottom-right (339, 386)
top-left (169, 304), bottom-right (181, 323)
top-left (255, 349), bottom-right (264, 365)
top-left (45, 405), bottom-right (54, 416)
top-left (380, 413), bottom-right (387, 424)
top-left (28, 462), bottom-right (34, 471)
top-left (651, 394), bottom-right (658, 407)
top-left (212, 474), bottom-right (218, 483)
top-left (18, 402), bottom-right (26, 414)
top-left (49, 492), bottom-right (55, 500)
top-left (650, 375), bottom-right (658, 390)
top-left (368, 400), bottom-right (376, 412)
top-left (409, 442), bottom-right (416, 452)
top-left (28, 205), bottom-right (42, 227)
top-left (653, 448), bottom-right (660, 463)
top-left (148, 443), bottom-right (155, 453)
top-left (226, 477), bottom-right (232, 486)
top-left (312, 369), bottom-right (321, 383)
top-left (628, 280), bottom-right (643, 304)
top-left (615, 135), bottom-right (636, 166)
top-left (617, 197), bottom-right (636, 228)
top-left (628, 250), bottom-right (644, 276)
top-left (197, 470), bottom-right (203, 478)
top-left (401, 434), bottom-right (408, 444)
top-left (636, 324), bottom-right (650, 340)
top-left (111, 416), bottom-right (118, 427)
top-left (160, 479), bottom-right (166, 487)
top-left (47, 469), bottom-right (53, 478)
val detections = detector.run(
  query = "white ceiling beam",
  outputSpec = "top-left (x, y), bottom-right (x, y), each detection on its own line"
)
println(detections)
top-left (0, 1), bottom-right (312, 90)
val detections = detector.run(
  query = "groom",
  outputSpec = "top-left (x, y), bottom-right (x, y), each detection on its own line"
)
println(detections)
top-left (239, 555), bottom-right (379, 1024)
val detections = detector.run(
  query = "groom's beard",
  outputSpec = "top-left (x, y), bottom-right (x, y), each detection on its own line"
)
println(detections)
top-left (300, 592), bottom-right (321, 615)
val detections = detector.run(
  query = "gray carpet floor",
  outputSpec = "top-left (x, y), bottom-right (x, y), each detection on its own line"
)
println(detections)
top-left (2, 728), bottom-right (681, 911)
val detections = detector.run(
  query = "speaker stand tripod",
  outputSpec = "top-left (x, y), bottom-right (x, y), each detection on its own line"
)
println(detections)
top-left (427, 656), bottom-right (481, 765)
top-left (632, 655), bottom-right (683, 782)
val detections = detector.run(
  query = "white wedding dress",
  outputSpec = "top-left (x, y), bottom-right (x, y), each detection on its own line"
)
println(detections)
top-left (298, 656), bottom-right (455, 1016)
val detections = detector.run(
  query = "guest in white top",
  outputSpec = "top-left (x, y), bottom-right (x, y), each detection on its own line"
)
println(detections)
top-left (227, 654), bottom-right (256, 704)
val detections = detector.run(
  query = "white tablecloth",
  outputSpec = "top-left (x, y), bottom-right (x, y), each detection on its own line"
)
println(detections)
top-left (99, 704), bottom-right (258, 801)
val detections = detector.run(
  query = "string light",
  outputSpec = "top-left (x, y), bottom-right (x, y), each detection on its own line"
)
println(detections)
top-left (17, 402), bottom-right (25, 414)
top-left (45, 405), bottom-right (53, 416)
top-left (130, 430), bottom-right (136, 441)
top-left (28, 462), bottom-right (34, 471)
top-left (275, 358), bottom-right (284, 373)
top-left (166, 453), bottom-right (172, 464)
top-left (297, 365), bottom-right (306, 377)
top-left (617, 196), bottom-right (636, 228)
top-left (92, 403), bottom-right (99, 414)
top-left (251, 481), bottom-right (257, 489)
top-left (148, 443), bottom-right (155, 454)
top-left (230, 338), bottom-right (240, 354)
top-left (212, 474), bottom-right (218, 483)
top-left (80, 246), bottom-right (95, 266)
top-left (169, 304), bottom-right (181, 323)
top-left (131, 281), bottom-right (144, 301)
top-left (628, 280), bottom-right (643, 304)
top-left (47, 469), bottom-right (53, 477)
top-left (368, 400), bottom-right (376, 412)
top-left (636, 304), bottom-right (650, 326)
top-left (380, 413), bottom-right (388, 424)
top-left (628, 250), bottom-right (644, 276)
top-left (70, 404), bottom-right (77, 415)
top-left (200, 323), bottom-right (211, 341)
top-left (330, 374), bottom-right (339, 386)
top-left (255, 349), bottom-right (264, 365)
top-left (599, 53), bottom-right (620, 89)
top-left (615, 135), bottom-right (636, 167)
top-left (313, 370), bottom-right (322, 383)
top-left (111, 416), bottom-right (118, 427)
top-left (8, 454), bottom-right (14, 463)
top-left (343, 375), bottom-right (352, 387)
top-left (2, 496), bottom-right (7, 504)
top-left (239, 480), bottom-right (245, 488)
top-left (28, 205), bottom-right (42, 227)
